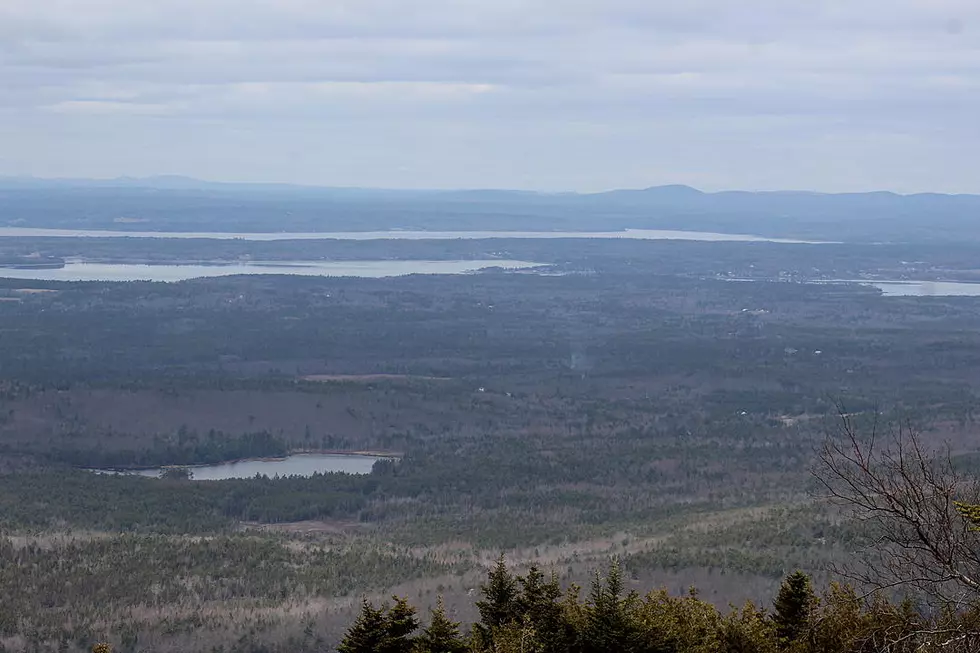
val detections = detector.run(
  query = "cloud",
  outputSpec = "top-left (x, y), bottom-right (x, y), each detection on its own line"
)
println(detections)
top-left (43, 100), bottom-right (177, 115)
top-left (1, 0), bottom-right (979, 191)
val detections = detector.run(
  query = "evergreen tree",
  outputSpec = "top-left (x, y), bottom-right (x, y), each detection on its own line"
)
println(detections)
top-left (584, 559), bottom-right (635, 653)
top-left (339, 600), bottom-right (388, 653)
top-left (340, 597), bottom-right (419, 653)
top-left (383, 596), bottom-right (420, 653)
top-left (476, 554), bottom-right (520, 631)
top-left (518, 566), bottom-right (569, 653)
top-left (772, 571), bottom-right (815, 644)
top-left (415, 596), bottom-right (467, 653)
top-left (335, 562), bottom-right (980, 653)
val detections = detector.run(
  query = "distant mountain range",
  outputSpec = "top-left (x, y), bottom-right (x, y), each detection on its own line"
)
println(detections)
top-left (1, 176), bottom-right (978, 243)
top-left (0, 175), bottom-right (975, 200)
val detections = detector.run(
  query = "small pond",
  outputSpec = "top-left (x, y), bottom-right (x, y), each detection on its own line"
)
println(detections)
top-left (88, 453), bottom-right (387, 480)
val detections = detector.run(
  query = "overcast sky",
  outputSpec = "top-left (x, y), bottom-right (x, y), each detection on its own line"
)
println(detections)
top-left (2, 1), bottom-right (979, 192)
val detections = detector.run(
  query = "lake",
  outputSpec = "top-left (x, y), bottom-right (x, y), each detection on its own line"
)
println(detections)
top-left (856, 280), bottom-right (980, 297)
top-left (89, 453), bottom-right (385, 480)
top-left (0, 259), bottom-right (541, 282)
top-left (0, 226), bottom-right (826, 244)
top-left (736, 278), bottom-right (980, 297)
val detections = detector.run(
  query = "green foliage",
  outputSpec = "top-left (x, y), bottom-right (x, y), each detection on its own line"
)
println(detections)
top-left (583, 559), bottom-right (636, 653)
top-left (338, 601), bottom-right (389, 653)
top-left (474, 555), bottom-right (521, 643)
top-left (159, 466), bottom-right (193, 481)
top-left (955, 501), bottom-right (980, 530)
top-left (48, 429), bottom-right (291, 468)
top-left (717, 602), bottom-right (778, 653)
top-left (415, 597), bottom-right (467, 653)
top-left (0, 470), bottom-right (375, 533)
top-left (338, 597), bottom-right (419, 653)
top-left (630, 588), bottom-right (722, 653)
top-left (374, 561), bottom-right (980, 653)
top-left (517, 566), bottom-right (570, 653)
top-left (385, 597), bottom-right (421, 653)
top-left (772, 571), bottom-right (815, 644)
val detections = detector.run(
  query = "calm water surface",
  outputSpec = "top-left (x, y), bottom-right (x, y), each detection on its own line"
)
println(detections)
top-left (90, 453), bottom-right (385, 480)
top-left (0, 259), bottom-right (540, 282)
top-left (0, 227), bottom-right (825, 244)
top-left (857, 280), bottom-right (980, 297)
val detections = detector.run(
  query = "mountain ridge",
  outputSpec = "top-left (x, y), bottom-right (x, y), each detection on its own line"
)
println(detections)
top-left (2, 175), bottom-right (978, 200)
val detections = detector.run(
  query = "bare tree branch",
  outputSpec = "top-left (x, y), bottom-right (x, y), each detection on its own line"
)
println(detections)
top-left (813, 404), bottom-right (980, 614)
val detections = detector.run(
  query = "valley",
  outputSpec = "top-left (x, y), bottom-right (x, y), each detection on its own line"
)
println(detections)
top-left (3, 224), bottom-right (980, 649)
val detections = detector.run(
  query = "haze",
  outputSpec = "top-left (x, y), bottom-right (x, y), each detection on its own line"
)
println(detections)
top-left (2, 1), bottom-right (980, 193)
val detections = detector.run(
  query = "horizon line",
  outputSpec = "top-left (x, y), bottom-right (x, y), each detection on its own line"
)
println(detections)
top-left (1, 173), bottom-right (977, 198)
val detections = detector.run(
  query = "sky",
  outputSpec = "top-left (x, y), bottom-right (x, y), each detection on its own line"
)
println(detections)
top-left (1, 1), bottom-right (979, 193)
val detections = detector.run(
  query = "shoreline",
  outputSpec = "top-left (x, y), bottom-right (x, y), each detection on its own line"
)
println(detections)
top-left (80, 449), bottom-right (402, 473)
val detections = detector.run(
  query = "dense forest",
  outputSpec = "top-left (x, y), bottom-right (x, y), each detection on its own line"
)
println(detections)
top-left (4, 230), bottom-right (980, 650)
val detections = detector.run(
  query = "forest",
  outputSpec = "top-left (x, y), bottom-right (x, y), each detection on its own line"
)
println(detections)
top-left (4, 231), bottom-right (980, 650)
top-left (332, 561), bottom-right (980, 653)
top-left (330, 417), bottom-right (980, 653)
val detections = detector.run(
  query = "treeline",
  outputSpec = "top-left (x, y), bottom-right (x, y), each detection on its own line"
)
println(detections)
top-left (47, 429), bottom-right (290, 467)
top-left (5, 265), bottom-right (977, 403)
top-left (0, 470), bottom-right (376, 532)
top-left (338, 559), bottom-right (978, 653)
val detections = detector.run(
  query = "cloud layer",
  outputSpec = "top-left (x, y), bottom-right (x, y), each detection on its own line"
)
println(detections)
top-left (2, 1), bottom-right (979, 191)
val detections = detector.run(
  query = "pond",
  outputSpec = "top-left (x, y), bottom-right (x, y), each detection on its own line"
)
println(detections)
top-left (88, 453), bottom-right (387, 480)
top-left (0, 259), bottom-right (541, 282)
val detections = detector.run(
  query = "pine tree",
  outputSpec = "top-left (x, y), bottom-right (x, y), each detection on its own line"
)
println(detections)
top-left (584, 559), bottom-right (635, 653)
top-left (476, 555), bottom-right (520, 630)
top-left (518, 566), bottom-right (568, 653)
top-left (339, 600), bottom-right (388, 653)
top-left (772, 571), bottom-right (815, 644)
top-left (518, 565), bottom-right (552, 626)
top-left (383, 596), bottom-right (420, 653)
top-left (416, 596), bottom-right (467, 653)
top-left (473, 555), bottom-right (523, 651)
